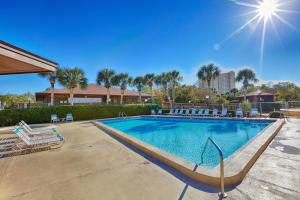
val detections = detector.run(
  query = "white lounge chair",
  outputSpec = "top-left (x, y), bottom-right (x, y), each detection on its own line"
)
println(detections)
top-left (157, 109), bottom-right (163, 115)
top-left (184, 109), bottom-right (190, 115)
top-left (167, 109), bottom-right (174, 115)
top-left (197, 109), bottom-right (204, 116)
top-left (13, 128), bottom-right (63, 145)
top-left (51, 114), bottom-right (60, 123)
top-left (151, 109), bottom-right (156, 115)
top-left (191, 108), bottom-right (197, 115)
top-left (0, 128), bottom-right (64, 157)
top-left (211, 109), bottom-right (219, 117)
top-left (178, 109), bottom-right (184, 115)
top-left (173, 109), bottom-right (179, 115)
top-left (20, 121), bottom-right (55, 133)
top-left (249, 108), bottom-right (259, 117)
top-left (220, 108), bottom-right (228, 117)
top-left (236, 108), bottom-right (243, 118)
top-left (19, 122), bottom-right (57, 138)
top-left (18, 125), bottom-right (60, 141)
top-left (66, 113), bottom-right (74, 121)
top-left (203, 109), bottom-right (210, 116)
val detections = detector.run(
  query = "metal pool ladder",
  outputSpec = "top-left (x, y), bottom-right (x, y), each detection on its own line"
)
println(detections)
top-left (201, 137), bottom-right (227, 199)
top-left (119, 112), bottom-right (127, 119)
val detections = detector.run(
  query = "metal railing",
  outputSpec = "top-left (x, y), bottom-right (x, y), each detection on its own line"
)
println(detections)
top-left (201, 137), bottom-right (227, 198)
top-left (118, 112), bottom-right (127, 119)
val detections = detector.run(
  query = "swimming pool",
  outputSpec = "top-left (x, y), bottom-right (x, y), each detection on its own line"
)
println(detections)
top-left (99, 116), bottom-right (274, 168)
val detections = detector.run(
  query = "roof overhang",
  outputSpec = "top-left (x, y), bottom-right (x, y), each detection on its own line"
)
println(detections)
top-left (0, 40), bottom-right (58, 75)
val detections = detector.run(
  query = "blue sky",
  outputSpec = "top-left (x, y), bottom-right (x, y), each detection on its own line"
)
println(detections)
top-left (1, 0), bottom-right (300, 94)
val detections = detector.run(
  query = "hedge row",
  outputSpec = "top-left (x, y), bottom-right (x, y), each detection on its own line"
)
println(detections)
top-left (0, 104), bottom-right (159, 127)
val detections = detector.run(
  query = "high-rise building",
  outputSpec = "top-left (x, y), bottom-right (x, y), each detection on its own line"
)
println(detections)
top-left (199, 71), bottom-right (236, 94)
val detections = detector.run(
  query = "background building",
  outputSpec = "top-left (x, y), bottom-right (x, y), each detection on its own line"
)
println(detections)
top-left (36, 84), bottom-right (151, 105)
top-left (237, 91), bottom-right (275, 103)
top-left (199, 71), bottom-right (235, 94)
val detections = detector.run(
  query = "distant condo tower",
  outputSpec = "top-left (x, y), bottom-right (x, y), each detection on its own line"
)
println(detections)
top-left (199, 71), bottom-right (236, 94)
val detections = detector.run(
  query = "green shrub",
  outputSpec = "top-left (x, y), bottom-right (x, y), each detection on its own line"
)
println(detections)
top-left (0, 104), bottom-right (158, 127)
top-left (227, 110), bottom-right (236, 117)
top-left (241, 101), bottom-right (252, 113)
top-left (269, 111), bottom-right (285, 118)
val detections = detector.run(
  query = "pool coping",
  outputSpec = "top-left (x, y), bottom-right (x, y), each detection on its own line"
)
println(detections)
top-left (92, 116), bottom-right (285, 186)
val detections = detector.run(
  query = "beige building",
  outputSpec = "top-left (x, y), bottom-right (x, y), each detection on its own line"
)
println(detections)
top-left (36, 84), bottom-right (151, 105)
top-left (199, 71), bottom-right (235, 94)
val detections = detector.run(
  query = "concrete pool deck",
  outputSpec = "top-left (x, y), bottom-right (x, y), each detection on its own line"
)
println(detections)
top-left (0, 119), bottom-right (299, 199)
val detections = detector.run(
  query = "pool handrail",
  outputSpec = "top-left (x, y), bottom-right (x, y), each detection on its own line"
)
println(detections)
top-left (201, 137), bottom-right (227, 198)
top-left (119, 112), bottom-right (127, 118)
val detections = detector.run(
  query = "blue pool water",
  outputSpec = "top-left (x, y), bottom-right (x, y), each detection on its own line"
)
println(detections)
top-left (99, 117), bottom-right (273, 168)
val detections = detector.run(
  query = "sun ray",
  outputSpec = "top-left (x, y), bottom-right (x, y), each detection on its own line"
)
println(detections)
top-left (273, 13), bottom-right (299, 32)
top-left (269, 17), bottom-right (282, 45)
top-left (276, 8), bottom-right (300, 14)
top-left (249, 15), bottom-right (264, 36)
top-left (259, 18), bottom-right (267, 73)
top-left (277, 0), bottom-right (297, 7)
top-left (232, 9), bottom-right (260, 18)
top-left (229, 0), bottom-right (260, 9)
top-left (219, 0), bottom-right (299, 75)
top-left (218, 14), bottom-right (260, 46)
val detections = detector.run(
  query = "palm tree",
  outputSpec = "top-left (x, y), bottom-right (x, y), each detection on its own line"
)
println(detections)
top-left (96, 68), bottom-right (116, 104)
top-left (197, 63), bottom-right (220, 102)
top-left (38, 70), bottom-right (59, 105)
top-left (57, 67), bottom-right (88, 105)
top-left (167, 70), bottom-right (182, 106)
top-left (144, 73), bottom-right (155, 103)
top-left (236, 69), bottom-right (258, 101)
top-left (112, 73), bottom-right (132, 104)
top-left (132, 76), bottom-right (146, 103)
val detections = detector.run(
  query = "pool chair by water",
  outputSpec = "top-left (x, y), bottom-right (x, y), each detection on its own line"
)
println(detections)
top-left (203, 109), bottom-right (210, 116)
top-left (17, 125), bottom-right (59, 141)
top-left (178, 109), bottom-right (185, 115)
top-left (191, 108), bottom-right (197, 115)
top-left (196, 109), bottom-right (204, 116)
top-left (220, 108), bottom-right (228, 117)
top-left (151, 109), bottom-right (156, 115)
top-left (236, 108), bottom-right (244, 118)
top-left (173, 109), bottom-right (179, 115)
top-left (51, 114), bottom-right (60, 123)
top-left (66, 113), bottom-right (74, 121)
top-left (157, 109), bottom-right (163, 115)
top-left (211, 109), bottom-right (219, 117)
top-left (250, 108), bottom-right (259, 117)
top-left (184, 109), bottom-right (190, 115)
top-left (0, 128), bottom-right (64, 158)
top-left (20, 121), bottom-right (56, 135)
top-left (167, 109), bottom-right (174, 115)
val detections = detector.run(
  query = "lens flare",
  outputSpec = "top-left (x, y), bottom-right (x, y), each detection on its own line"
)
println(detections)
top-left (216, 0), bottom-right (298, 74)
top-left (258, 0), bottom-right (278, 20)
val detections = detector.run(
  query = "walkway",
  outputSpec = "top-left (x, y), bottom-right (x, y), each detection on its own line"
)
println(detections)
top-left (0, 119), bottom-right (299, 200)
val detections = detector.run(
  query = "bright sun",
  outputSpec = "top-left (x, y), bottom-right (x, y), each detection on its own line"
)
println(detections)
top-left (257, 0), bottom-right (278, 20)
top-left (216, 0), bottom-right (298, 73)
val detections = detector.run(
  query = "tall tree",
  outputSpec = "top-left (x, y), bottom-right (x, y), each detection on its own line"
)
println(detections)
top-left (57, 67), bottom-right (88, 105)
top-left (197, 64), bottom-right (220, 102)
top-left (236, 69), bottom-right (258, 101)
top-left (112, 73), bottom-right (132, 104)
top-left (144, 73), bottom-right (155, 103)
top-left (38, 70), bottom-right (59, 105)
top-left (132, 76), bottom-right (146, 103)
top-left (96, 68), bottom-right (116, 104)
top-left (167, 70), bottom-right (182, 107)
top-left (154, 73), bottom-right (171, 105)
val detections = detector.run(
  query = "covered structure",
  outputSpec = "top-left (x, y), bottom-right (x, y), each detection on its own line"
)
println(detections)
top-left (36, 84), bottom-right (151, 104)
top-left (237, 91), bottom-right (275, 103)
top-left (0, 40), bottom-right (57, 75)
